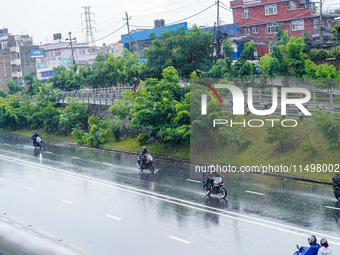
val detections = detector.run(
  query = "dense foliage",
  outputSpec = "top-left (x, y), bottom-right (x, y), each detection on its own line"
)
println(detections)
top-left (109, 66), bottom-right (190, 144)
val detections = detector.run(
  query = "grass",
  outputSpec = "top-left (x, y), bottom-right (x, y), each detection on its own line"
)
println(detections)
top-left (4, 129), bottom-right (190, 160)
top-left (192, 116), bottom-right (340, 181)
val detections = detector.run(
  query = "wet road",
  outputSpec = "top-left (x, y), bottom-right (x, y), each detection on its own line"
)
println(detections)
top-left (0, 135), bottom-right (339, 254)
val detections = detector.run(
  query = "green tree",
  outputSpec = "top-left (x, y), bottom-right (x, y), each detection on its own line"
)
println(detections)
top-left (109, 66), bottom-right (190, 144)
top-left (5, 79), bottom-right (23, 95)
top-left (58, 97), bottom-right (89, 135)
top-left (312, 110), bottom-right (340, 151)
top-left (144, 26), bottom-right (214, 79)
top-left (264, 120), bottom-right (295, 153)
top-left (331, 21), bottom-right (340, 42)
top-left (279, 36), bottom-right (307, 77)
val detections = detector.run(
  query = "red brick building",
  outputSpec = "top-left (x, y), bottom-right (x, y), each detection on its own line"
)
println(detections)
top-left (230, 0), bottom-right (338, 56)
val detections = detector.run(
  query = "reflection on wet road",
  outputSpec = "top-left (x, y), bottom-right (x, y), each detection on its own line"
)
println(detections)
top-left (0, 135), bottom-right (339, 254)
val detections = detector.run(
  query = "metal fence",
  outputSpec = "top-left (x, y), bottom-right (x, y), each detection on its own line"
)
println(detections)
top-left (58, 87), bottom-right (130, 105)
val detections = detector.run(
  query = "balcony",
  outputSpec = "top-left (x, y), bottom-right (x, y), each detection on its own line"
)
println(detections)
top-left (9, 46), bottom-right (20, 53)
top-left (10, 59), bottom-right (21, 66)
top-left (11, 71), bottom-right (22, 79)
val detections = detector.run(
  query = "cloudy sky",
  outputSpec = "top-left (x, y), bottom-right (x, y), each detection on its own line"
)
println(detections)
top-left (1, 0), bottom-right (234, 46)
top-left (2, 0), bottom-right (338, 46)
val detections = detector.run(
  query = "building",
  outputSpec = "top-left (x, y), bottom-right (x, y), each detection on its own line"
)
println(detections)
top-left (36, 42), bottom-right (96, 80)
top-left (230, 0), bottom-right (340, 56)
top-left (0, 29), bottom-right (37, 87)
top-left (121, 21), bottom-right (188, 61)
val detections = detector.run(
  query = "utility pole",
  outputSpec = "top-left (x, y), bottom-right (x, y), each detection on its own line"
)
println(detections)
top-left (319, 0), bottom-right (324, 45)
top-left (66, 32), bottom-right (76, 64)
top-left (123, 11), bottom-right (132, 52)
top-left (81, 6), bottom-right (96, 47)
top-left (216, 0), bottom-right (221, 59)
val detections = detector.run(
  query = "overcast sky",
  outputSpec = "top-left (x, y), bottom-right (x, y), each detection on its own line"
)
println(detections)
top-left (1, 0), bottom-right (234, 46)
top-left (1, 0), bottom-right (339, 46)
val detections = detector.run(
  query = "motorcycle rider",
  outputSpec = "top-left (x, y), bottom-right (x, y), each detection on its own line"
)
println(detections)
top-left (318, 238), bottom-right (332, 255)
top-left (305, 235), bottom-right (321, 255)
top-left (138, 146), bottom-right (149, 169)
top-left (294, 235), bottom-right (321, 255)
top-left (31, 131), bottom-right (41, 147)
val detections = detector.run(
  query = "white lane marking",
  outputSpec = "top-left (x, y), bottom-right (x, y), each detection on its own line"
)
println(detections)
top-left (72, 157), bottom-right (80, 159)
top-left (186, 179), bottom-right (201, 183)
top-left (2, 155), bottom-right (340, 245)
top-left (25, 187), bottom-right (35, 191)
top-left (325, 206), bottom-right (340, 211)
top-left (169, 236), bottom-right (191, 244)
top-left (14, 224), bottom-right (22, 228)
top-left (102, 163), bottom-right (115, 166)
top-left (44, 151), bottom-right (53, 154)
top-left (1, 218), bottom-right (8, 222)
top-left (69, 244), bottom-right (91, 255)
top-left (60, 199), bottom-right (73, 204)
top-left (106, 215), bottom-right (122, 221)
top-left (37, 229), bottom-right (54, 238)
top-left (0, 178), bottom-right (4, 181)
top-left (28, 231), bottom-right (36, 236)
top-left (246, 190), bottom-right (265, 196)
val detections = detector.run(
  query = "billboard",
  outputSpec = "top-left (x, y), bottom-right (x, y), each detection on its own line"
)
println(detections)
top-left (30, 49), bottom-right (44, 58)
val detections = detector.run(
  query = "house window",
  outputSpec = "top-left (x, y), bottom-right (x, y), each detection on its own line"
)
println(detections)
top-left (289, 1), bottom-right (296, 10)
top-left (265, 4), bottom-right (277, 15)
top-left (266, 23), bottom-right (278, 34)
top-left (55, 50), bottom-right (61, 56)
top-left (79, 49), bottom-right (86, 55)
top-left (252, 26), bottom-right (258, 34)
top-left (50, 51), bottom-right (53, 57)
top-left (243, 8), bottom-right (249, 19)
top-left (291, 19), bottom-right (304, 31)
top-left (314, 19), bottom-right (320, 29)
top-left (269, 45), bottom-right (274, 54)
top-left (244, 28), bottom-right (251, 35)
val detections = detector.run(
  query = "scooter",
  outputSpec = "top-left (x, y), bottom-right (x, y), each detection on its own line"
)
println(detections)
top-left (137, 153), bottom-right (154, 173)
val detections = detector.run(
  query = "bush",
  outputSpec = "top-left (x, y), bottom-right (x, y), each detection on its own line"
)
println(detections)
top-left (300, 139), bottom-right (319, 156)
top-left (137, 133), bottom-right (148, 145)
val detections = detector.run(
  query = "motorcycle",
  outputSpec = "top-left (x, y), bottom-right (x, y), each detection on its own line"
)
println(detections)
top-left (203, 177), bottom-right (227, 199)
top-left (33, 136), bottom-right (42, 150)
top-left (137, 152), bottom-right (154, 173)
top-left (333, 175), bottom-right (340, 202)
top-left (293, 245), bottom-right (309, 255)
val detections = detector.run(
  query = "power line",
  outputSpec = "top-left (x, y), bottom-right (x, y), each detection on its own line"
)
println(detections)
top-left (93, 24), bottom-right (126, 43)
top-left (167, 3), bottom-right (216, 25)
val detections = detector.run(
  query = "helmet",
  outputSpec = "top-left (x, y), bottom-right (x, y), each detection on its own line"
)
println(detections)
top-left (143, 146), bottom-right (147, 151)
top-left (320, 238), bottom-right (328, 246)
top-left (308, 235), bottom-right (317, 246)
top-left (34, 131), bottom-right (38, 134)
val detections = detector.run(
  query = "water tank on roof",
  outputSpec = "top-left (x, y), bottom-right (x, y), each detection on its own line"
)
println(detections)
top-left (53, 33), bottom-right (62, 40)
top-left (154, 19), bottom-right (165, 28)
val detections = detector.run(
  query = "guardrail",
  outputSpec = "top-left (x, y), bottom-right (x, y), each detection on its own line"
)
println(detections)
top-left (58, 87), bottom-right (130, 105)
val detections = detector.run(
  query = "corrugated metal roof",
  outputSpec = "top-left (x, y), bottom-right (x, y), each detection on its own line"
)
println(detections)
top-left (121, 22), bottom-right (188, 44)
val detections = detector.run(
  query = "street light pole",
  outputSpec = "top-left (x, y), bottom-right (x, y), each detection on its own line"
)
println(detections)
top-left (66, 32), bottom-right (76, 64)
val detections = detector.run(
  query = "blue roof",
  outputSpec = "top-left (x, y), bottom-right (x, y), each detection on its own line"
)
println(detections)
top-left (121, 22), bottom-right (188, 44)
top-left (204, 23), bottom-right (240, 38)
